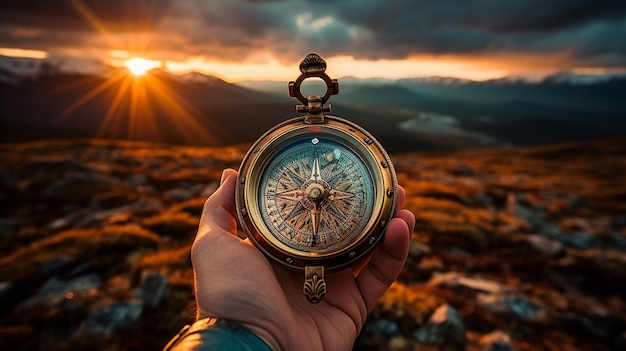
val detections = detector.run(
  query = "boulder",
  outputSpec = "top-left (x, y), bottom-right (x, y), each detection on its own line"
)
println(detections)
top-left (427, 272), bottom-right (507, 294)
top-left (526, 234), bottom-right (563, 255)
top-left (477, 293), bottom-right (545, 321)
top-left (134, 271), bottom-right (171, 308)
top-left (363, 318), bottom-right (401, 338)
top-left (479, 330), bottom-right (516, 351)
top-left (43, 173), bottom-right (119, 202)
top-left (39, 274), bottom-right (102, 297)
top-left (413, 304), bottom-right (465, 349)
top-left (165, 188), bottom-right (193, 201)
top-left (81, 300), bottom-right (143, 335)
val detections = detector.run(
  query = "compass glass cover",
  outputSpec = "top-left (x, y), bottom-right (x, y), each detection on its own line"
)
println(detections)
top-left (257, 136), bottom-right (375, 254)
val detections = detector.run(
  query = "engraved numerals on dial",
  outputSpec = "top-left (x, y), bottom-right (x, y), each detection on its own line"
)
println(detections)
top-left (259, 138), bottom-right (375, 253)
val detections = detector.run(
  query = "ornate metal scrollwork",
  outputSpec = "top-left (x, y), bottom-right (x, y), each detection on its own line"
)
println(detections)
top-left (304, 266), bottom-right (326, 303)
top-left (299, 53), bottom-right (327, 74)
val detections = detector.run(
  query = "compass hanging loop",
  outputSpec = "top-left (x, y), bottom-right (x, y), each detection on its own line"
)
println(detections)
top-left (288, 53), bottom-right (339, 124)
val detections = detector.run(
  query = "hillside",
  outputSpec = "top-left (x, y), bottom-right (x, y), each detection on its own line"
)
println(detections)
top-left (243, 74), bottom-right (626, 149)
top-left (2, 68), bottom-right (626, 154)
top-left (1, 138), bottom-right (625, 350)
top-left (0, 68), bottom-right (295, 147)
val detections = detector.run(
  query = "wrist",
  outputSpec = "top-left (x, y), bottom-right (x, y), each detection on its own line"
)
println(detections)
top-left (196, 308), bottom-right (285, 351)
top-left (236, 320), bottom-right (282, 351)
top-left (164, 317), bottom-right (280, 351)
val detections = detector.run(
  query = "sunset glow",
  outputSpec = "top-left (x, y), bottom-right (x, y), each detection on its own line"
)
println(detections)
top-left (53, 58), bottom-right (221, 145)
top-left (125, 57), bottom-right (161, 76)
top-left (0, 47), bottom-right (48, 59)
top-left (164, 55), bottom-right (506, 81)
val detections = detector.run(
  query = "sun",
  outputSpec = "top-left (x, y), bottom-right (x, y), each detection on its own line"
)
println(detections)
top-left (125, 57), bottom-right (161, 76)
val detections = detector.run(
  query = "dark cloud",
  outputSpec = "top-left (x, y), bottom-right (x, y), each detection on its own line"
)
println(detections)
top-left (179, 0), bottom-right (626, 64)
top-left (0, 0), bottom-right (175, 32)
top-left (322, 0), bottom-right (626, 61)
top-left (1, 0), bottom-right (625, 68)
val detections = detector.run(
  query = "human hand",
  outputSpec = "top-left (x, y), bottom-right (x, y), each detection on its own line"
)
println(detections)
top-left (191, 168), bottom-right (415, 351)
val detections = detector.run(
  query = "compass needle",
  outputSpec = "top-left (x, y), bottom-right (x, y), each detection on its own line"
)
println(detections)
top-left (310, 208), bottom-right (321, 236)
top-left (309, 155), bottom-right (322, 181)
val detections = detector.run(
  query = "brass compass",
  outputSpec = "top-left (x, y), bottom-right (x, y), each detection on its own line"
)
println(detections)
top-left (235, 53), bottom-right (397, 303)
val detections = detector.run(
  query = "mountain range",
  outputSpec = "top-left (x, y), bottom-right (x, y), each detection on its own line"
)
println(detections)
top-left (1, 60), bottom-right (625, 153)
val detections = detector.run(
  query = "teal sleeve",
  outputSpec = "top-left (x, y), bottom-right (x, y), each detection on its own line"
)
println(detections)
top-left (163, 318), bottom-right (275, 351)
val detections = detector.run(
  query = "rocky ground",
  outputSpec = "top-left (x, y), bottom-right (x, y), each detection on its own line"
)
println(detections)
top-left (0, 138), bottom-right (625, 351)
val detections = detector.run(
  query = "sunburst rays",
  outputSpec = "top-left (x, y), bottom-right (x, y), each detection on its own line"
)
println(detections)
top-left (50, 0), bottom-right (224, 146)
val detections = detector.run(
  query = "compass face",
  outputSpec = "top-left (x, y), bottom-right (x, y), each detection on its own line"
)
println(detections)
top-left (258, 137), bottom-right (375, 253)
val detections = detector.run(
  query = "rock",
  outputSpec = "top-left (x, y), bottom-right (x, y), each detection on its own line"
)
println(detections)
top-left (513, 203), bottom-right (547, 230)
top-left (165, 188), bottom-right (193, 201)
top-left (479, 330), bottom-right (516, 351)
top-left (186, 183), bottom-right (205, 197)
top-left (190, 157), bottom-right (217, 167)
top-left (477, 293), bottom-right (545, 321)
top-left (83, 205), bottom-right (135, 225)
top-left (613, 215), bottom-right (626, 228)
top-left (126, 173), bottom-right (147, 188)
top-left (17, 274), bottom-right (101, 315)
top-left (409, 240), bottom-right (431, 257)
top-left (134, 271), bottom-right (171, 308)
top-left (413, 304), bottom-right (465, 349)
top-left (17, 293), bottom-right (66, 314)
top-left (0, 218), bottom-right (15, 239)
top-left (43, 173), bottom-right (119, 201)
top-left (81, 300), bottom-right (143, 335)
top-left (39, 255), bottom-right (75, 276)
top-left (418, 256), bottom-right (444, 271)
top-left (563, 194), bottom-right (586, 210)
top-left (47, 217), bottom-right (72, 231)
top-left (104, 275), bottom-right (132, 298)
top-left (65, 262), bottom-right (96, 279)
top-left (39, 274), bottom-right (101, 296)
top-left (568, 231), bottom-right (600, 250)
top-left (472, 193), bottom-right (493, 207)
top-left (541, 225), bottom-right (600, 249)
top-left (427, 272), bottom-right (507, 294)
top-left (609, 231), bottom-right (626, 252)
top-left (0, 281), bottom-right (13, 300)
top-left (451, 164), bottom-right (474, 176)
top-left (18, 158), bottom-right (96, 179)
top-left (363, 318), bottom-right (401, 338)
top-left (526, 234), bottom-right (563, 255)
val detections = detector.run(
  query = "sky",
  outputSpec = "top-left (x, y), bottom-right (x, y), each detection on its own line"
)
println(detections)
top-left (1, 0), bottom-right (626, 82)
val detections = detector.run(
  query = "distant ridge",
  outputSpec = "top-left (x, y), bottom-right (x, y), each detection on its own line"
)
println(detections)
top-left (1, 66), bottom-right (625, 153)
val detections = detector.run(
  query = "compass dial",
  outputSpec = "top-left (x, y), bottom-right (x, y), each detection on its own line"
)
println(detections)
top-left (258, 137), bottom-right (375, 253)
top-left (236, 115), bottom-right (397, 273)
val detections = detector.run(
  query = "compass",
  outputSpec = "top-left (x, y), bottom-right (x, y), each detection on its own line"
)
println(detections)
top-left (235, 53), bottom-right (397, 303)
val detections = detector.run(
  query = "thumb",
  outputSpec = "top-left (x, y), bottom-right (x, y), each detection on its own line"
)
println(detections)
top-left (198, 168), bottom-right (239, 236)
